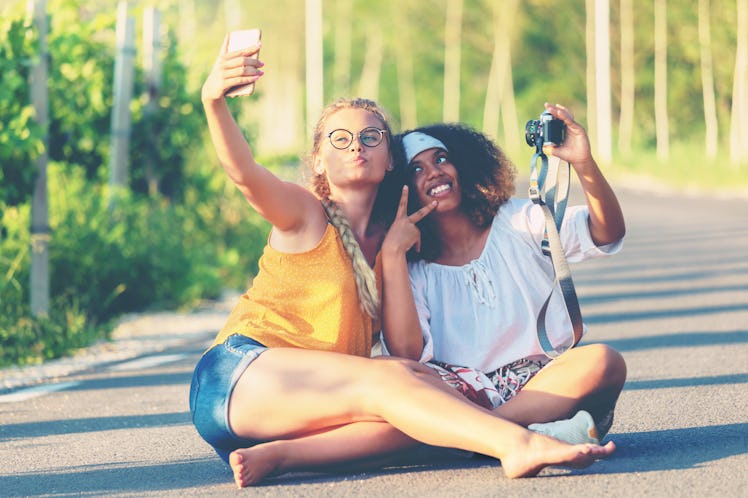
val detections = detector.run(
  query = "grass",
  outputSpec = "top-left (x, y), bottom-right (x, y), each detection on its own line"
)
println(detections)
top-left (605, 142), bottom-right (748, 198)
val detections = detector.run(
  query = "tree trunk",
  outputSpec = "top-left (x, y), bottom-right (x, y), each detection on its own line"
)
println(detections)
top-left (109, 1), bottom-right (135, 191)
top-left (28, 0), bottom-right (50, 317)
top-left (356, 23), bottom-right (384, 100)
top-left (305, 0), bottom-right (324, 134)
top-left (594, 0), bottom-right (613, 164)
top-left (394, 6), bottom-right (417, 129)
top-left (585, 0), bottom-right (597, 153)
top-left (143, 7), bottom-right (161, 197)
top-left (178, 0), bottom-right (196, 70)
top-left (443, 0), bottom-right (463, 122)
top-left (618, 0), bottom-right (634, 156)
top-left (699, 0), bottom-right (719, 159)
top-left (654, 0), bottom-right (669, 161)
top-left (482, 3), bottom-right (505, 140)
top-left (482, 0), bottom-right (519, 149)
top-left (730, 0), bottom-right (748, 165)
top-left (500, 36), bottom-right (520, 152)
top-left (333, 0), bottom-right (352, 97)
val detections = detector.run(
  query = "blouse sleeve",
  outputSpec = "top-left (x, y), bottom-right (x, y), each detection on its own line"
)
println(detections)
top-left (520, 201), bottom-right (622, 263)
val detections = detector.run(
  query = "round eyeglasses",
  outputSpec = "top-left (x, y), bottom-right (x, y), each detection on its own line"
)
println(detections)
top-left (327, 127), bottom-right (387, 150)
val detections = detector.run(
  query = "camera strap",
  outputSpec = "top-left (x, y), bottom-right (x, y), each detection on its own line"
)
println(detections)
top-left (529, 151), bottom-right (583, 358)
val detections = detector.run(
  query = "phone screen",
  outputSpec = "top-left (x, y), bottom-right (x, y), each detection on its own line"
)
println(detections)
top-left (226, 29), bottom-right (262, 97)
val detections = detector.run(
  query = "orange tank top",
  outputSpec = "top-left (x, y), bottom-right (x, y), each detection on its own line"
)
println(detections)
top-left (211, 223), bottom-right (382, 357)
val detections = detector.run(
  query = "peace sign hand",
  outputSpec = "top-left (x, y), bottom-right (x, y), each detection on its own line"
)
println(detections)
top-left (382, 186), bottom-right (437, 257)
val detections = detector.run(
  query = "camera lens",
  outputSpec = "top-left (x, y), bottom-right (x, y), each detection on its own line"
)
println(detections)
top-left (525, 119), bottom-right (540, 147)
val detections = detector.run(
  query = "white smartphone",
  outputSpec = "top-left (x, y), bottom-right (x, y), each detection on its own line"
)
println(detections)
top-left (226, 28), bottom-right (262, 97)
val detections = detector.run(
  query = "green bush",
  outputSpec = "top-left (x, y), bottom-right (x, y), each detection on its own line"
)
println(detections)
top-left (0, 14), bottom-right (42, 206)
top-left (128, 29), bottom-right (205, 200)
top-left (44, 2), bottom-right (115, 181)
top-left (0, 161), bottom-right (269, 366)
top-left (0, 1), bottom-right (271, 367)
top-left (0, 200), bottom-right (100, 366)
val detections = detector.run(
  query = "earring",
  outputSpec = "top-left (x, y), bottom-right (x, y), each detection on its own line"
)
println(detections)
top-left (386, 164), bottom-right (394, 172)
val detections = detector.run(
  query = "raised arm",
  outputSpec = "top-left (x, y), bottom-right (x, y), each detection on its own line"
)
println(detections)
top-left (381, 186), bottom-right (437, 359)
top-left (201, 35), bottom-right (322, 234)
top-left (542, 103), bottom-right (626, 246)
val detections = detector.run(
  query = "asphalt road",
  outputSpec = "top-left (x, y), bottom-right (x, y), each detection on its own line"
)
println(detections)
top-left (1, 185), bottom-right (747, 497)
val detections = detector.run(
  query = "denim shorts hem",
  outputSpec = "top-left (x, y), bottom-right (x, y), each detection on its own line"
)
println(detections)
top-left (189, 334), bottom-right (268, 463)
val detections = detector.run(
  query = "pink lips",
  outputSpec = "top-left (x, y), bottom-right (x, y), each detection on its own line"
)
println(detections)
top-left (347, 155), bottom-right (367, 166)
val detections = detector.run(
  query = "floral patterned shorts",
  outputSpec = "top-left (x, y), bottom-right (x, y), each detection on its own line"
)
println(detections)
top-left (427, 357), bottom-right (550, 410)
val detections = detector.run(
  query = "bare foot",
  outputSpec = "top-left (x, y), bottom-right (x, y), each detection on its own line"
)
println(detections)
top-left (500, 433), bottom-right (616, 479)
top-left (229, 444), bottom-right (285, 488)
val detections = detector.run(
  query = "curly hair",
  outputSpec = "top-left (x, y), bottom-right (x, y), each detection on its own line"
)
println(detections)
top-left (304, 98), bottom-right (401, 319)
top-left (394, 123), bottom-right (517, 262)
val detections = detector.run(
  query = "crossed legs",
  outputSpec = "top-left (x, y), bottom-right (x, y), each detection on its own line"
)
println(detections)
top-left (225, 348), bottom-right (615, 487)
top-left (494, 344), bottom-right (627, 431)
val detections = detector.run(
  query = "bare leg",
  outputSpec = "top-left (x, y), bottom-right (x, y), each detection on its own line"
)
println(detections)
top-left (495, 344), bottom-right (627, 428)
top-left (229, 422), bottom-right (418, 487)
top-left (226, 348), bottom-right (615, 486)
top-left (230, 361), bottom-right (469, 487)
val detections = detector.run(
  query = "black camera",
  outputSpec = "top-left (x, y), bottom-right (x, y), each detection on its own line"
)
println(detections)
top-left (525, 111), bottom-right (566, 149)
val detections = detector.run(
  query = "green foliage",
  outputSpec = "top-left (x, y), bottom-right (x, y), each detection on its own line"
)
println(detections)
top-left (0, 200), bottom-right (101, 367)
top-left (0, 204), bottom-right (30, 314)
top-left (179, 130), bottom-right (270, 291)
top-left (50, 166), bottom-right (197, 320)
top-left (0, 160), bottom-right (268, 366)
top-left (45, 3), bottom-right (115, 180)
top-left (0, 15), bottom-right (43, 206)
top-left (0, 1), bottom-right (268, 366)
top-left (129, 29), bottom-right (205, 199)
top-left (612, 141), bottom-right (748, 193)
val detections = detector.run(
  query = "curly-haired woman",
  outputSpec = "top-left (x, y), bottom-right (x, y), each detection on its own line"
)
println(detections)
top-left (382, 103), bottom-right (627, 445)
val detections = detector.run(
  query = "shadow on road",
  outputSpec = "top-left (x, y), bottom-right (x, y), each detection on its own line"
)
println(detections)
top-left (4, 422), bottom-right (746, 495)
top-left (598, 423), bottom-right (748, 474)
top-left (585, 304), bottom-right (748, 325)
top-left (624, 373), bottom-right (748, 390)
top-left (599, 330), bottom-right (748, 351)
top-left (0, 411), bottom-right (190, 442)
top-left (0, 457), bottom-right (230, 496)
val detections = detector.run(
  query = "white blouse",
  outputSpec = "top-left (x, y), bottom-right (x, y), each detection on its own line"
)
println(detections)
top-left (401, 198), bottom-right (622, 372)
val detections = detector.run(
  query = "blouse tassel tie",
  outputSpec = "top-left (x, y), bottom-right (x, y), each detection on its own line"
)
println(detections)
top-left (462, 260), bottom-right (497, 308)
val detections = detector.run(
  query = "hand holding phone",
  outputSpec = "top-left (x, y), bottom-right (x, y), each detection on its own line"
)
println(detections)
top-left (225, 29), bottom-right (262, 98)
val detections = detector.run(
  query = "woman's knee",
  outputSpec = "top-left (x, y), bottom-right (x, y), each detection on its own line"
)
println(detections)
top-left (370, 357), bottom-right (423, 382)
top-left (366, 357), bottom-right (443, 397)
top-left (581, 344), bottom-right (627, 387)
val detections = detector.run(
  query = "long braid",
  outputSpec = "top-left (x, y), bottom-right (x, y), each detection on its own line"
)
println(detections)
top-left (306, 97), bottom-right (394, 321)
top-left (322, 198), bottom-right (380, 320)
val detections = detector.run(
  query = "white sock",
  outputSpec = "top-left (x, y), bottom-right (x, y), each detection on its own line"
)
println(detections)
top-left (528, 410), bottom-right (600, 445)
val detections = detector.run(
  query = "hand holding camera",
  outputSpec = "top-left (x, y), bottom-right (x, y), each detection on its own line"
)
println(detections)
top-left (528, 103), bottom-right (593, 169)
top-left (525, 110), bottom-right (566, 150)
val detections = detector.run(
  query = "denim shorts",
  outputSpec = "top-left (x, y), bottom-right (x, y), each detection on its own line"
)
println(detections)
top-left (189, 334), bottom-right (268, 463)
